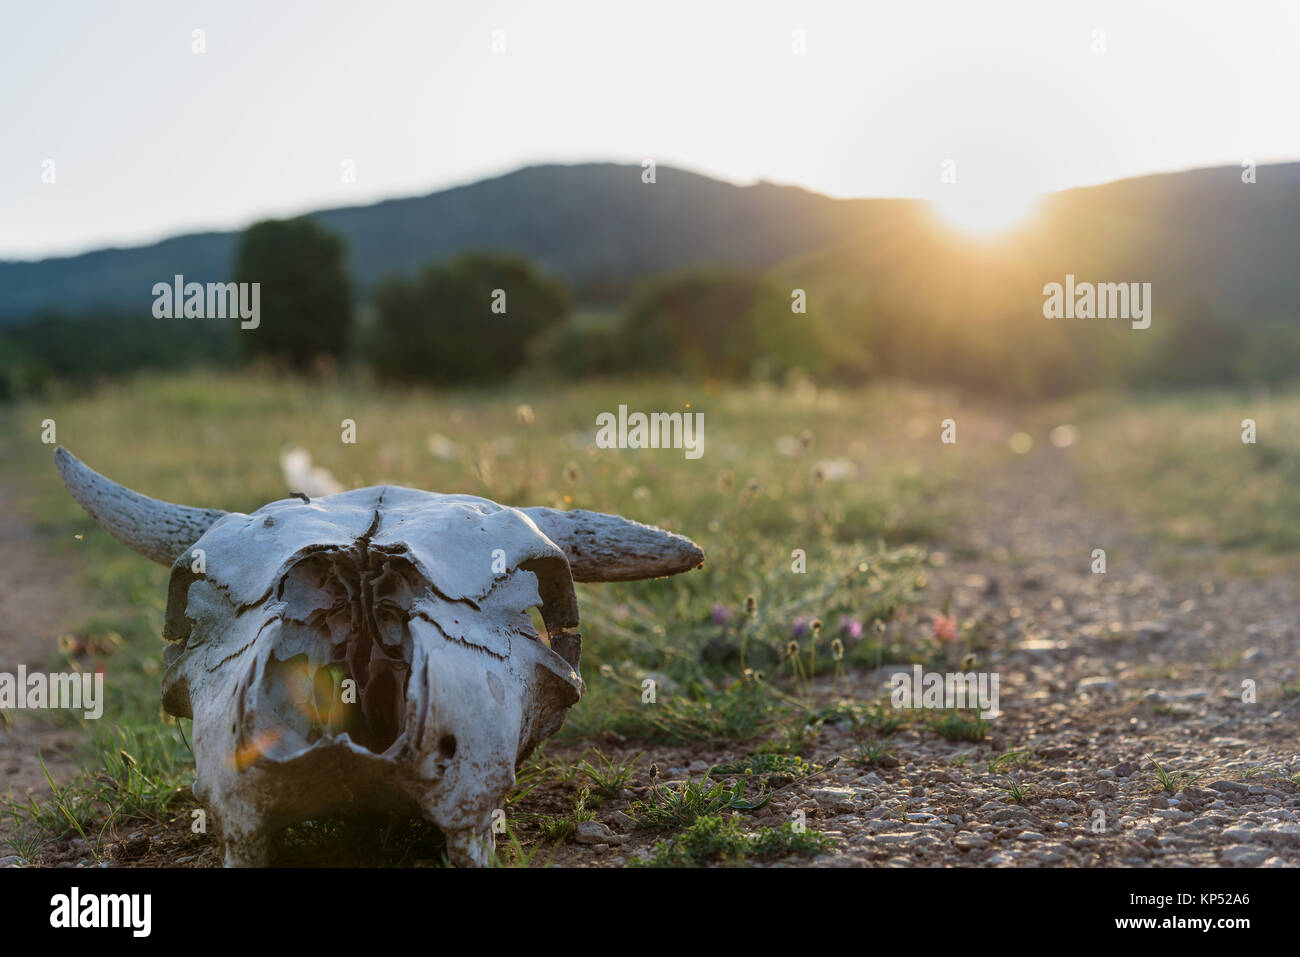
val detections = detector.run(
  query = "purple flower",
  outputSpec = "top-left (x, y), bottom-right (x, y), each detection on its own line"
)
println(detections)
top-left (839, 615), bottom-right (863, 639)
top-left (792, 615), bottom-right (810, 638)
top-left (711, 602), bottom-right (734, 625)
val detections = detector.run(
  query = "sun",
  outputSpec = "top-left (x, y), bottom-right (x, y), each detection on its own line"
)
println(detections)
top-left (930, 187), bottom-right (1042, 236)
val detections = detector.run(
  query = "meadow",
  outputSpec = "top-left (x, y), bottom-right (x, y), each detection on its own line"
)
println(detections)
top-left (3, 371), bottom-right (1299, 865)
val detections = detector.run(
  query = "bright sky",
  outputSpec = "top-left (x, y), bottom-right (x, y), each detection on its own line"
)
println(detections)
top-left (2, 0), bottom-right (1298, 259)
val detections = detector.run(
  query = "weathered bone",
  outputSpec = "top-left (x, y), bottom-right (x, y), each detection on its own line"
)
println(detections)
top-left (53, 447), bottom-right (704, 866)
top-left (520, 507), bottom-right (704, 582)
top-left (54, 446), bottom-right (228, 565)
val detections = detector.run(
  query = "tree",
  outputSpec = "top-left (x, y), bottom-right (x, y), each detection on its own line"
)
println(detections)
top-left (368, 252), bottom-right (569, 384)
top-left (618, 270), bottom-right (833, 381)
top-left (233, 217), bottom-right (352, 369)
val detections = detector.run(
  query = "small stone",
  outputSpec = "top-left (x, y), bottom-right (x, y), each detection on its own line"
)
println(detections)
top-left (575, 821), bottom-right (622, 845)
top-left (612, 810), bottom-right (638, 829)
top-left (1136, 622), bottom-right (1170, 642)
top-left (1221, 845), bottom-right (1269, 867)
top-left (1077, 677), bottom-right (1118, 693)
top-left (1114, 761), bottom-right (1138, 778)
top-left (953, 832), bottom-right (989, 850)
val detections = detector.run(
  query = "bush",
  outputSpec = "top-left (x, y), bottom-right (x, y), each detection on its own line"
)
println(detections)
top-left (367, 252), bottom-right (569, 384)
top-left (0, 310), bottom-right (235, 399)
top-left (616, 270), bottom-right (833, 381)
top-left (233, 217), bottom-right (352, 370)
top-left (533, 313), bottom-right (625, 378)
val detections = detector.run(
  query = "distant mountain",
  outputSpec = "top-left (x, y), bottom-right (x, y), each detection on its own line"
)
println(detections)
top-left (0, 163), bottom-right (893, 323)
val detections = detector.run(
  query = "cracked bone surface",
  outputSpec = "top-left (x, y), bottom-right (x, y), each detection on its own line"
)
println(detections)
top-left (54, 447), bottom-right (704, 866)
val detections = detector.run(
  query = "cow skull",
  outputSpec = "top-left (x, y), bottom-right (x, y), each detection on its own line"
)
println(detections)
top-left (54, 447), bottom-right (703, 866)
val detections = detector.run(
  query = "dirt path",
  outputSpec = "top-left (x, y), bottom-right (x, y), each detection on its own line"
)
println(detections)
top-left (0, 482), bottom-right (88, 842)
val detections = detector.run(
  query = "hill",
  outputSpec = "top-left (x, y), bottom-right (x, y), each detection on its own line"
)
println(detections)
top-left (0, 164), bottom-right (890, 323)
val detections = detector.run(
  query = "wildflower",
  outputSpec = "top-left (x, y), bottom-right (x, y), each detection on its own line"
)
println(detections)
top-left (810, 618), bottom-right (823, 637)
top-left (649, 763), bottom-right (660, 782)
top-left (599, 663), bottom-right (615, 678)
top-left (792, 616), bottom-right (809, 638)
top-left (711, 602), bottom-right (733, 625)
top-left (933, 614), bottom-right (958, 644)
top-left (838, 615), bottom-right (863, 639)
top-left (745, 594), bottom-right (758, 617)
top-left (830, 638), bottom-right (845, 661)
top-left (786, 640), bottom-right (801, 658)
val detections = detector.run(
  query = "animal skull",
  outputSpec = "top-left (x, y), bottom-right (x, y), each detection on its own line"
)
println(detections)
top-left (54, 447), bottom-right (703, 866)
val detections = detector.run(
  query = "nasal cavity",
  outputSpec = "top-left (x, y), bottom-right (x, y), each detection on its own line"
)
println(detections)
top-left (437, 734), bottom-right (457, 760)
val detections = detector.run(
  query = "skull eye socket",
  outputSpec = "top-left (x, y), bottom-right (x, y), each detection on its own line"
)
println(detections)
top-left (437, 735), bottom-right (457, 760)
top-left (526, 607), bottom-right (547, 641)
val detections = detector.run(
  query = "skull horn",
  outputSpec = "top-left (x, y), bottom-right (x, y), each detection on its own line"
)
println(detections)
top-left (519, 507), bottom-right (704, 583)
top-left (54, 446), bottom-right (228, 565)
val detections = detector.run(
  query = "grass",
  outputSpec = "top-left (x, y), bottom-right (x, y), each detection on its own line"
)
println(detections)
top-left (0, 369), bottom-right (1002, 862)
top-left (1147, 755), bottom-right (1207, 793)
top-left (929, 710), bottom-right (990, 742)
top-left (849, 738), bottom-right (894, 768)
top-left (1062, 389), bottom-right (1300, 570)
top-left (635, 813), bottom-right (836, 867)
top-left (534, 786), bottom-right (598, 845)
top-left (987, 748), bottom-right (1034, 774)
top-left (995, 777), bottom-right (1034, 803)
top-left (576, 748), bottom-right (643, 797)
top-left (713, 753), bottom-right (825, 785)
top-left (628, 772), bottom-right (771, 830)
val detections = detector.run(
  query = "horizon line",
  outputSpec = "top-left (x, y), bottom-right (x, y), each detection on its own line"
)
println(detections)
top-left (4, 154), bottom-right (1297, 266)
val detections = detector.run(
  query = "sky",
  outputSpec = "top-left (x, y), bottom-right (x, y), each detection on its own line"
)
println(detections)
top-left (2, 0), bottom-right (1299, 260)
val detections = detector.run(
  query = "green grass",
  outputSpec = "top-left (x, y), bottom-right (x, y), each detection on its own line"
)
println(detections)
top-left (635, 813), bottom-right (836, 867)
top-left (1147, 756), bottom-right (1207, 793)
top-left (929, 710), bottom-right (990, 742)
top-left (995, 777), bottom-right (1033, 803)
top-left (1064, 389), bottom-right (1300, 565)
top-left (628, 772), bottom-right (771, 831)
top-left (576, 748), bottom-right (643, 797)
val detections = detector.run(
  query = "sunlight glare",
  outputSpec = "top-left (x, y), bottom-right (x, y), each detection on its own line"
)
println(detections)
top-left (930, 187), bottom-right (1042, 236)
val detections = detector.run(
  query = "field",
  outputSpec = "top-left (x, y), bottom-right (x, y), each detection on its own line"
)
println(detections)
top-left (2, 372), bottom-right (1298, 867)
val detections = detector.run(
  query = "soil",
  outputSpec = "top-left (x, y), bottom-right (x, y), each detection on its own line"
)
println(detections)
top-left (0, 482), bottom-right (90, 846)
